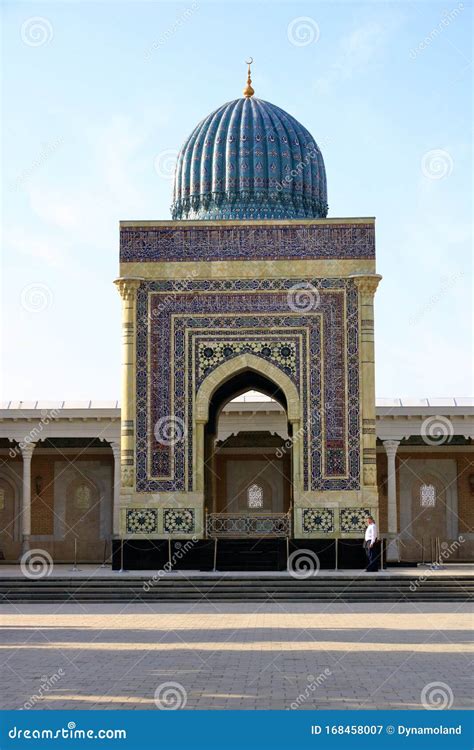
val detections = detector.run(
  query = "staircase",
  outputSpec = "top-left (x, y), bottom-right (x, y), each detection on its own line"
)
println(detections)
top-left (1, 574), bottom-right (473, 602)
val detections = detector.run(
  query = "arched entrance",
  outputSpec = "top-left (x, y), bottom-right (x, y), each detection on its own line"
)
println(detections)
top-left (208, 382), bottom-right (291, 516)
top-left (194, 354), bottom-right (302, 535)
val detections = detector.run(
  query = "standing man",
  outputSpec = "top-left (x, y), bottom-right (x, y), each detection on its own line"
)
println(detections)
top-left (364, 516), bottom-right (378, 571)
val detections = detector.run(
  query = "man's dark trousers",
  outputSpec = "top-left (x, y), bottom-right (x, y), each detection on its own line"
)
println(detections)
top-left (365, 542), bottom-right (378, 571)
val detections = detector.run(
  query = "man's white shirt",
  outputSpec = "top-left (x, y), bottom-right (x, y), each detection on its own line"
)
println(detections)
top-left (365, 522), bottom-right (377, 544)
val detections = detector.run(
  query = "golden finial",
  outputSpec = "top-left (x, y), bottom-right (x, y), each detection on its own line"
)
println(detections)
top-left (243, 57), bottom-right (255, 98)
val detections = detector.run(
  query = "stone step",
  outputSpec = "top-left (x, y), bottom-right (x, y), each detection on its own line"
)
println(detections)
top-left (1, 588), bottom-right (472, 597)
top-left (0, 574), bottom-right (474, 587)
top-left (2, 594), bottom-right (470, 603)
top-left (1, 580), bottom-right (472, 589)
top-left (1, 575), bottom-right (472, 602)
top-left (0, 585), bottom-right (474, 600)
top-left (1, 580), bottom-right (472, 587)
top-left (1, 586), bottom-right (472, 602)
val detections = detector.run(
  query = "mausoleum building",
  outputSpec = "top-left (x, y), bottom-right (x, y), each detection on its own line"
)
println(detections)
top-left (1, 69), bottom-right (472, 569)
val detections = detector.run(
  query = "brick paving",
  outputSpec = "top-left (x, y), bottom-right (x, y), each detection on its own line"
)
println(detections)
top-left (0, 602), bottom-right (472, 710)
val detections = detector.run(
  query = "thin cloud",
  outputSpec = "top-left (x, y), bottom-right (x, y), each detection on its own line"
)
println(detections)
top-left (4, 226), bottom-right (67, 268)
top-left (315, 21), bottom-right (388, 93)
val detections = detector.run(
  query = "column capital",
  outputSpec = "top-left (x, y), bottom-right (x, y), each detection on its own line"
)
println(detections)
top-left (20, 442), bottom-right (37, 460)
top-left (109, 440), bottom-right (121, 456)
top-left (114, 277), bottom-right (144, 301)
top-left (350, 273), bottom-right (382, 296)
top-left (383, 439), bottom-right (400, 457)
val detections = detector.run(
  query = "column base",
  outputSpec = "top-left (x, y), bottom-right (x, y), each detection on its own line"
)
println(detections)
top-left (20, 535), bottom-right (30, 558)
top-left (386, 536), bottom-right (400, 562)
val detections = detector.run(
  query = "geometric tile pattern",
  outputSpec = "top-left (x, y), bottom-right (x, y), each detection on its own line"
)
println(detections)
top-left (120, 222), bottom-right (375, 263)
top-left (125, 508), bottom-right (158, 534)
top-left (170, 97), bottom-right (328, 221)
top-left (194, 332), bottom-right (302, 391)
top-left (302, 508), bottom-right (334, 533)
top-left (197, 339), bottom-right (297, 380)
top-left (163, 508), bottom-right (195, 534)
top-left (339, 508), bottom-right (371, 533)
top-left (135, 277), bottom-right (361, 494)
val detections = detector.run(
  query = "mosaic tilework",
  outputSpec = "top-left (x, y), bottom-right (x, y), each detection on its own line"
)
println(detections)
top-left (171, 97), bottom-right (327, 221)
top-left (197, 339), bottom-right (297, 381)
top-left (120, 222), bottom-right (375, 263)
top-left (340, 508), bottom-right (371, 533)
top-left (141, 320), bottom-right (306, 491)
top-left (125, 509), bottom-right (158, 534)
top-left (163, 508), bottom-right (195, 534)
top-left (302, 508), bottom-right (334, 533)
top-left (189, 329), bottom-right (305, 490)
top-left (135, 277), bottom-right (360, 493)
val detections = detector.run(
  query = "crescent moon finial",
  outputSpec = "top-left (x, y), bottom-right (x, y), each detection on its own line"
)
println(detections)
top-left (243, 58), bottom-right (255, 98)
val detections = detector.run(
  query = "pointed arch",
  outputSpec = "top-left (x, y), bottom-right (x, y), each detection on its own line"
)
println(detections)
top-left (193, 353), bottom-right (303, 498)
top-left (195, 353), bottom-right (300, 422)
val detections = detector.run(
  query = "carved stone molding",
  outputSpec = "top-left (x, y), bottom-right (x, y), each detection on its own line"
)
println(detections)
top-left (109, 441), bottom-right (121, 459)
top-left (121, 466), bottom-right (134, 488)
top-left (350, 274), bottom-right (382, 297)
top-left (383, 440), bottom-right (400, 458)
top-left (363, 464), bottom-right (377, 486)
top-left (114, 278), bottom-right (143, 301)
top-left (20, 443), bottom-right (36, 460)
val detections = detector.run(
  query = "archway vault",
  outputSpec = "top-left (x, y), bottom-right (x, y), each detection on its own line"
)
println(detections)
top-left (193, 353), bottom-right (303, 496)
top-left (195, 353), bottom-right (301, 422)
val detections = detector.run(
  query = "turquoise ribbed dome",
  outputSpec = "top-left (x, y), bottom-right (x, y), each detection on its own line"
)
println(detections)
top-left (171, 97), bottom-right (328, 221)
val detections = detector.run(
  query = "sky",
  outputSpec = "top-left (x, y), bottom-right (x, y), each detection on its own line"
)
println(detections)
top-left (2, 0), bottom-right (472, 401)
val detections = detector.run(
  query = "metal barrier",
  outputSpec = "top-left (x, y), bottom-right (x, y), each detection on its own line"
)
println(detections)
top-left (399, 535), bottom-right (471, 565)
top-left (205, 510), bottom-right (292, 572)
top-left (206, 511), bottom-right (292, 539)
top-left (69, 537), bottom-right (81, 572)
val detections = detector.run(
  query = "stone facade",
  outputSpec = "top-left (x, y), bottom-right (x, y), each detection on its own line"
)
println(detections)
top-left (116, 218), bottom-right (381, 539)
top-left (120, 220), bottom-right (375, 263)
top-left (0, 450), bottom-right (113, 561)
top-left (376, 448), bottom-right (474, 562)
top-left (0, 403), bottom-right (471, 561)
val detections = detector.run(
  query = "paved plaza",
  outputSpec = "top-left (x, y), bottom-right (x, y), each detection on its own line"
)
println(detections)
top-left (0, 601), bottom-right (472, 711)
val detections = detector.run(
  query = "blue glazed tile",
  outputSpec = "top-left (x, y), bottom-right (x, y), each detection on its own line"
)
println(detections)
top-left (134, 277), bottom-right (360, 494)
